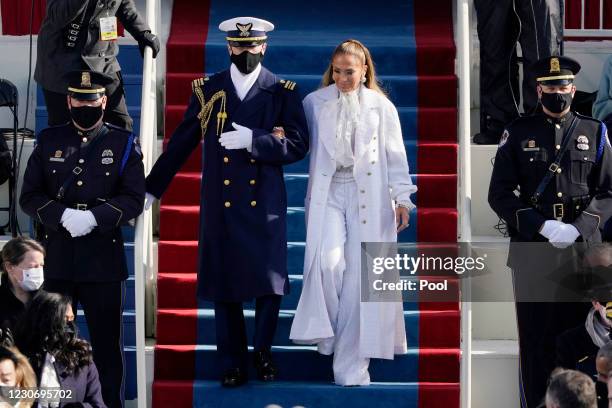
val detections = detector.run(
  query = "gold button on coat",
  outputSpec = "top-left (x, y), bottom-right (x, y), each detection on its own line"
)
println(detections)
top-left (250, 180), bottom-right (256, 185)
top-left (77, 181), bottom-right (83, 186)
top-left (224, 179), bottom-right (230, 185)
top-left (223, 157), bottom-right (229, 163)
top-left (251, 201), bottom-right (257, 207)
top-left (224, 201), bottom-right (231, 208)
top-left (557, 192), bottom-right (563, 198)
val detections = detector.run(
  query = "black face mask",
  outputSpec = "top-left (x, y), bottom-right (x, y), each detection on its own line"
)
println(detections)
top-left (69, 104), bottom-right (104, 129)
top-left (63, 321), bottom-right (76, 337)
top-left (231, 51), bottom-right (264, 75)
top-left (540, 92), bottom-right (573, 114)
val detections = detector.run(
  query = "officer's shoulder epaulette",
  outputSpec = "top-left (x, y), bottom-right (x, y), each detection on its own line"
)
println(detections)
top-left (574, 112), bottom-right (603, 125)
top-left (36, 123), bottom-right (71, 140)
top-left (279, 79), bottom-right (297, 91)
top-left (191, 76), bottom-right (210, 92)
top-left (105, 122), bottom-right (132, 135)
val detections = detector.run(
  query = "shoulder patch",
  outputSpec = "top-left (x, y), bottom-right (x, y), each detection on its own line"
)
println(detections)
top-left (280, 79), bottom-right (296, 91)
top-left (191, 77), bottom-right (209, 92)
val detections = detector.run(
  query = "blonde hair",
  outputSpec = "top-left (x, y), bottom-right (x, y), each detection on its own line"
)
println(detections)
top-left (1, 346), bottom-right (36, 407)
top-left (321, 39), bottom-right (386, 95)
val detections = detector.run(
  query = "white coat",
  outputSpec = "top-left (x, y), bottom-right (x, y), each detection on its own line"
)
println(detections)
top-left (290, 84), bottom-right (417, 359)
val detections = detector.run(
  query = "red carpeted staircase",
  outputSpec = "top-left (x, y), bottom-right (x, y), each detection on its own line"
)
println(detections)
top-left (153, 1), bottom-right (459, 406)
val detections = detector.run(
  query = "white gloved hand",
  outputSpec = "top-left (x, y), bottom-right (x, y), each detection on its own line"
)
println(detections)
top-left (144, 192), bottom-right (156, 211)
top-left (548, 224), bottom-right (581, 249)
top-left (62, 210), bottom-right (97, 237)
top-left (61, 208), bottom-right (79, 224)
top-left (219, 122), bottom-right (253, 152)
top-left (539, 220), bottom-right (564, 239)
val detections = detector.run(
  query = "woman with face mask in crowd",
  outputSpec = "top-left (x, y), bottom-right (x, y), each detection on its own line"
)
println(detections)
top-left (14, 291), bottom-right (106, 408)
top-left (0, 237), bottom-right (45, 334)
top-left (290, 39), bottom-right (416, 386)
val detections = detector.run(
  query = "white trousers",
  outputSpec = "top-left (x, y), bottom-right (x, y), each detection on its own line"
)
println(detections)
top-left (317, 168), bottom-right (370, 386)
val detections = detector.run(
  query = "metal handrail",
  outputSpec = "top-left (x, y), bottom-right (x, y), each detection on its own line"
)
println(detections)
top-left (456, 1), bottom-right (472, 407)
top-left (134, 0), bottom-right (159, 405)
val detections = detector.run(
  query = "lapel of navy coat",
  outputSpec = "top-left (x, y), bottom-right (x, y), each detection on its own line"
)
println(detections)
top-left (20, 123), bottom-right (145, 282)
top-left (146, 66), bottom-right (309, 302)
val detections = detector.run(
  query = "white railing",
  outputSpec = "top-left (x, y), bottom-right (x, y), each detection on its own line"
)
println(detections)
top-left (456, 1), bottom-right (472, 408)
top-left (564, 0), bottom-right (612, 37)
top-left (134, 0), bottom-right (160, 405)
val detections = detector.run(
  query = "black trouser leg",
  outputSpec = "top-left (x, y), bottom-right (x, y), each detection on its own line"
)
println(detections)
top-left (474, 0), bottom-right (521, 135)
top-left (214, 301), bottom-right (248, 372)
top-left (516, 0), bottom-right (563, 114)
top-left (253, 295), bottom-right (282, 352)
top-left (104, 71), bottom-right (133, 132)
top-left (44, 279), bottom-right (125, 408)
top-left (78, 281), bottom-right (125, 408)
top-left (513, 266), bottom-right (589, 408)
top-left (42, 89), bottom-right (71, 127)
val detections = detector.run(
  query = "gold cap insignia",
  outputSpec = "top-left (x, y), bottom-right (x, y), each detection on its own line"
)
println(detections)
top-left (54, 150), bottom-right (62, 158)
top-left (550, 58), bottom-right (560, 74)
top-left (528, 140), bottom-right (535, 148)
top-left (236, 22), bottom-right (253, 37)
top-left (81, 72), bottom-right (91, 87)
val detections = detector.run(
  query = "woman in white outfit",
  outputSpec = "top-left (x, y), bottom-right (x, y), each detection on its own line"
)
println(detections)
top-left (290, 39), bottom-right (417, 386)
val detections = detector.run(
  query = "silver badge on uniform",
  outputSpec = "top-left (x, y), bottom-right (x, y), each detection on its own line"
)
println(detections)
top-left (102, 149), bottom-right (114, 157)
top-left (102, 157), bottom-right (114, 165)
top-left (576, 135), bottom-right (589, 151)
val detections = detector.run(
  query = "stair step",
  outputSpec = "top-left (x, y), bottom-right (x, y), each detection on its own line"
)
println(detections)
top-left (155, 308), bottom-right (460, 348)
top-left (156, 267), bottom-right (460, 311)
top-left (153, 344), bottom-right (460, 383)
top-left (165, 72), bottom-right (456, 108)
top-left (158, 205), bottom-right (457, 243)
top-left (162, 171), bottom-right (457, 208)
top-left (163, 104), bottom-right (457, 145)
top-left (152, 379), bottom-right (460, 408)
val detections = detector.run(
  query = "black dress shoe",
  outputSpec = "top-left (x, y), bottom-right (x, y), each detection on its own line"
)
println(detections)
top-left (221, 368), bottom-right (248, 387)
top-left (253, 350), bottom-right (278, 381)
top-left (473, 130), bottom-right (502, 145)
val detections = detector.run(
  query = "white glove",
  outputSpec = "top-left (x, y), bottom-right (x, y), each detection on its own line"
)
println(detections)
top-left (144, 192), bottom-right (156, 211)
top-left (62, 210), bottom-right (97, 237)
top-left (61, 208), bottom-right (79, 224)
top-left (540, 220), bottom-right (564, 239)
top-left (219, 122), bottom-right (253, 152)
top-left (548, 223), bottom-right (581, 249)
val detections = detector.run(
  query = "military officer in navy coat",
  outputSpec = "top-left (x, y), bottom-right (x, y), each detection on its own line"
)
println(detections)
top-left (20, 70), bottom-right (145, 408)
top-left (489, 56), bottom-right (612, 407)
top-left (145, 17), bottom-right (309, 387)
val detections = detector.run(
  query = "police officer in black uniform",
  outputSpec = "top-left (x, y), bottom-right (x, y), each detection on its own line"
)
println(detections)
top-left (19, 70), bottom-right (145, 408)
top-left (489, 56), bottom-right (612, 407)
top-left (35, 0), bottom-right (160, 130)
top-left (145, 17), bottom-right (309, 387)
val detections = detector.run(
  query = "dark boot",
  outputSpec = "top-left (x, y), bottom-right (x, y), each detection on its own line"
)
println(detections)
top-left (253, 350), bottom-right (278, 381)
top-left (221, 368), bottom-right (248, 387)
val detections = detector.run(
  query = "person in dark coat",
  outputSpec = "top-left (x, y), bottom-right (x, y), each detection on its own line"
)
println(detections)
top-left (488, 56), bottom-right (612, 408)
top-left (35, 0), bottom-right (160, 130)
top-left (473, 0), bottom-right (562, 144)
top-left (0, 237), bottom-right (45, 335)
top-left (144, 17), bottom-right (309, 387)
top-left (556, 299), bottom-right (612, 408)
top-left (19, 71), bottom-right (145, 408)
top-left (14, 291), bottom-right (106, 408)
